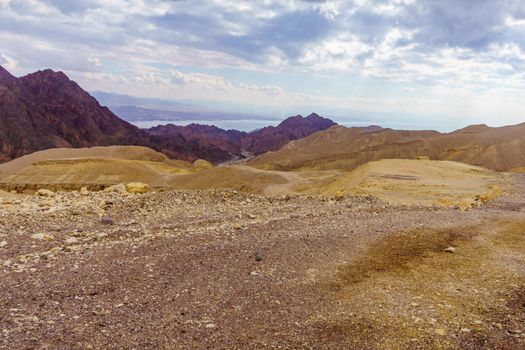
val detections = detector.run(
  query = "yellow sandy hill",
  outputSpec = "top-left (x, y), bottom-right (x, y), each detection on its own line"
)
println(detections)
top-left (250, 123), bottom-right (525, 172)
top-left (309, 159), bottom-right (505, 207)
top-left (0, 146), bottom-right (196, 191)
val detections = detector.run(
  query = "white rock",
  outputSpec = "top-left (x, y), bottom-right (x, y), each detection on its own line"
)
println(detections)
top-left (31, 233), bottom-right (54, 241)
top-left (64, 237), bottom-right (79, 245)
top-left (35, 189), bottom-right (55, 197)
top-left (0, 241), bottom-right (7, 248)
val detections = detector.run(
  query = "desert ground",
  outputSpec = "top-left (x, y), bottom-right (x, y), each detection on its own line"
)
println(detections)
top-left (0, 147), bottom-right (524, 349)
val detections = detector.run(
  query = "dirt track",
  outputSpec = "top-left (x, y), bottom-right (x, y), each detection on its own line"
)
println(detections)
top-left (0, 175), bottom-right (524, 349)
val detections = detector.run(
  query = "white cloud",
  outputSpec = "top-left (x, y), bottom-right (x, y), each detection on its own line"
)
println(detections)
top-left (0, 53), bottom-right (17, 71)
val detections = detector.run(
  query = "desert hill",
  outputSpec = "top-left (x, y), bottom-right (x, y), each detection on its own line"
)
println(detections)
top-left (0, 146), bottom-right (197, 192)
top-left (250, 123), bottom-right (525, 172)
top-left (0, 144), bottom-right (505, 209)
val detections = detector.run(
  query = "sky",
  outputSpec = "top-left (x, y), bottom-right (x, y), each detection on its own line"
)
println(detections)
top-left (1, 0), bottom-right (525, 130)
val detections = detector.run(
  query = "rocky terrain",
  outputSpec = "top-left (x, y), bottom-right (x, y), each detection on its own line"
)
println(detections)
top-left (0, 174), bottom-right (524, 349)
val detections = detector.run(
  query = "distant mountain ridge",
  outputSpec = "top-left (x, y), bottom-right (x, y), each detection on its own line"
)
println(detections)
top-left (0, 66), bottom-right (337, 164)
top-left (146, 113), bottom-right (337, 162)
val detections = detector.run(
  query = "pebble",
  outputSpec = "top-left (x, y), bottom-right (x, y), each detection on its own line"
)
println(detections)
top-left (444, 247), bottom-right (457, 253)
top-left (0, 241), bottom-right (7, 248)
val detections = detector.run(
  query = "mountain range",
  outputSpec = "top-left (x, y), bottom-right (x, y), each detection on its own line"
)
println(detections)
top-left (0, 66), bottom-right (335, 164)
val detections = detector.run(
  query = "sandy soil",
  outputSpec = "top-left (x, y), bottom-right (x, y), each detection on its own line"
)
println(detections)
top-left (0, 174), bottom-right (524, 349)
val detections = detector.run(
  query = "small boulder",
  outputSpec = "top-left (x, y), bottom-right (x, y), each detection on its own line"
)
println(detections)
top-left (444, 247), bottom-right (457, 253)
top-left (31, 233), bottom-right (54, 241)
top-left (126, 182), bottom-right (150, 194)
top-left (193, 159), bottom-right (213, 170)
top-left (36, 189), bottom-right (55, 197)
top-left (101, 216), bottom-right (114, 225)
top-left (0, 241), bottom-right (7, 248)
top-left (64, 237), bottom-right (79, 245)
top-left (104, 184), bottom-right (128, 194)
top-left (80, 187), bottom-right (90, 196)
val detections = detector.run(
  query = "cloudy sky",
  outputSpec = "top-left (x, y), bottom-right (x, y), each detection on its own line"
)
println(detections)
top-left (1, 0), bottom-right (525, 129)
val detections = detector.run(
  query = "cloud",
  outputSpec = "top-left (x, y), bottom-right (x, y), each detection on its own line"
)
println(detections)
top-left (0, 53), bottom-right (17, 71)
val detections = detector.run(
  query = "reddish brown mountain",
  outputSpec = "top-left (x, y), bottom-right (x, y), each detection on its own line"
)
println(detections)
top-left (146, 113), bottom-right (337, 162)
top-left (240, 113), bottom-right (336, 155)
top-left (147, 123), bottom-right (246, 162)
top-left (0, 66), bottom-right (149, 162)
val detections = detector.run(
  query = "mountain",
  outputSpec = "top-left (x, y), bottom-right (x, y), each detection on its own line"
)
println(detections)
top-left (147, 123), bottom-right (246, 163)
top-left (145, 113), bottom-right (337, 163)
top-left (0, 66), bottom-right (149, 162)
top-left (240, 113), bottom-right (336, 155)
top-left (250, 123), bottom-right (525, 172)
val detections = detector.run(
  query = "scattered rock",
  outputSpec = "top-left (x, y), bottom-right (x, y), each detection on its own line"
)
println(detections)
top-left (126, 182), bottom-right (150, 194)
top-left (0, 241), bottom-right (7, 248)
top-left (444, 247), bottom-right (457, 253)
top-left (255, 253), bottom-right (263, 262)
top-left (205, 323), bottom-right (216, 329)
top-left (80, 187), bottom-right (90, 196)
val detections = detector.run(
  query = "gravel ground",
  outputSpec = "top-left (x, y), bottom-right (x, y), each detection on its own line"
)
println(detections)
top-left (0, 175), bottom-right (524, 349)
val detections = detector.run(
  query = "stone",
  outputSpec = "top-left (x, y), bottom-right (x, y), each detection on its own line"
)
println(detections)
top-left (65, 237), bottom-right (79, 245)
top-left (101, 216), bottom-right (114, 225)
top-left (31, 233), bottom-right (54, 241)
top-left (36, 189), bottom-right (55, 197)
top-left (444, 247), bottom-right (457, 253)
top-left (126, 182), bottom-right (150, 194)
top-left (104, 184), bottom-right (128, 194)
top-left (193, 159), bottom-right (213, 170)
top-left (80, 187), bottom-right (90, 196)
top-left (434, 328), bottom-right (445, 336)
top-left (205, 323), bottom-right (216, 329)
top-left (0, 241), bottom-right (7, 248)
top-left (255, 253), bottom-right (263, 262)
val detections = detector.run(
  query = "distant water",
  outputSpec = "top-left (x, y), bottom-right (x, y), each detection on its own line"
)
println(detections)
top-left (133, 119), bottom-right (280, 132)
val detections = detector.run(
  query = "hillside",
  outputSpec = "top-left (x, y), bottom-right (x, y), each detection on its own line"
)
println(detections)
top-left (0, 146), bottom-right (196, 192)
top-left (0, 66), bottom-right (149, 162)
top-left (251, 123), bottom-right (525, 172)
